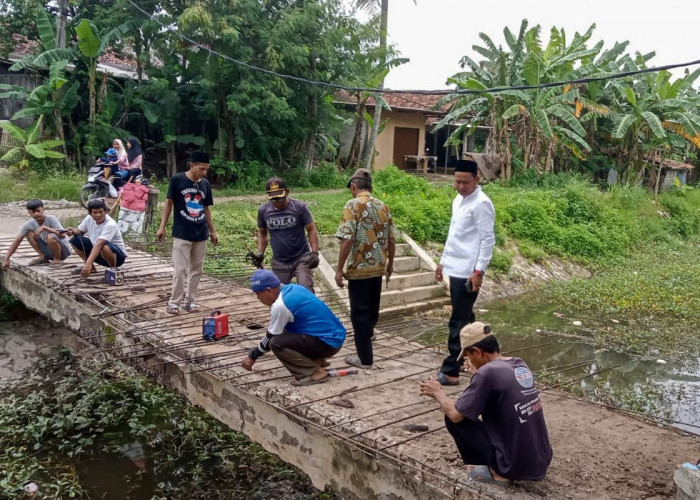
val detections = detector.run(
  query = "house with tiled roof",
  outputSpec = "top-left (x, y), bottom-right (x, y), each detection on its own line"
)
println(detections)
top-left (0, 35), bottom-right (141, 125)
top-left (334, 90), bottom-right (482, 172)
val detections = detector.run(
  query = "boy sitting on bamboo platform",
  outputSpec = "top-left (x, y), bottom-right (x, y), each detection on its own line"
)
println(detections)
top-left (65, 199), bottom-right (128, 278)
top-left (2, 199), bottom-right (71, 270)
top-left (241, 269), bottom-right (346, 386)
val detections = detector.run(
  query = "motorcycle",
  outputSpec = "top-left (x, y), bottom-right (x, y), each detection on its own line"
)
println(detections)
top-left (79, 165), bottom-right (143, 208)
top-left (80, 164), bottom-right (120, 208)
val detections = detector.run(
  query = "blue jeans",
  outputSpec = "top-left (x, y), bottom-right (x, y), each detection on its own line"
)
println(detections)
top-left (69, 235), bottom-right (126, 267)
top-left (116, 168), bottom-right (141, 180)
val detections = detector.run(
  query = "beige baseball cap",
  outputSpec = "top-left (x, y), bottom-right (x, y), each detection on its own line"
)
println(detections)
top-left (458, 321), bottom-right (493, 358)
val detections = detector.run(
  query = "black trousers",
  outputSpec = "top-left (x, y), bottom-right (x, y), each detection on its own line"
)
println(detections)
top-left (347, 276), bottom-right (382, 365)
top-left (440, 276), bottom-right (479, 377)
top-left (444, 416), bottom-right (498, 471)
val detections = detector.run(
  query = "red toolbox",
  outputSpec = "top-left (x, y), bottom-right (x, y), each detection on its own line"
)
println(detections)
top-left (202, 310), bottom-right (229, 341)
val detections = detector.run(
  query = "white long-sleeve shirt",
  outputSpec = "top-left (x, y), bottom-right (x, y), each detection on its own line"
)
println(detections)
top-left (440, 186), bottom-right (496, 279)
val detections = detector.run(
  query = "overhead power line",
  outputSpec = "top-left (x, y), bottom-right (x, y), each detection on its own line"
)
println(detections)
top-left (126, 0), bottom-right (700, 97)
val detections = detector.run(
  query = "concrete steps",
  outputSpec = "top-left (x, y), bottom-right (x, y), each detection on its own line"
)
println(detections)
top-left (317, 234), bottom-right (448, 316)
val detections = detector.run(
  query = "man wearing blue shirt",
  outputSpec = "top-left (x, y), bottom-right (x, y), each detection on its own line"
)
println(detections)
top-left (241, 269), bottom-right (346, 386)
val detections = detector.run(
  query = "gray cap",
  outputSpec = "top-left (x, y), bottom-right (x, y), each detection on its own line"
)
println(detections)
top-left (347, 168), bottom-right (372, 188)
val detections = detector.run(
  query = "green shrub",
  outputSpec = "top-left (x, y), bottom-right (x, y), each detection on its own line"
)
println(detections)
top-left (374, 165), bottom-right (432, 197)
top-left (658, 189), bottom-right (700, 238)
top-left (210, 159), bottom-right (274, 191)
top-left (518, 240), bottom-right (547, 263)
top-left (281, 162), bottom-right (349, 189)
top-left (489, 247), bottom-right (513, 274)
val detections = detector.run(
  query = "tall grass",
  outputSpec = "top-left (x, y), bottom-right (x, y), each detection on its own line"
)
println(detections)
top-left (0, 172), bottom-right (83, 202)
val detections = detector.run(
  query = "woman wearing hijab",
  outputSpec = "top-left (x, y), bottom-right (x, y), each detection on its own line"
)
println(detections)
top-left (120, 137), bottom-right (144, 180)
top-left (112, 139), bottom-right (129, 174)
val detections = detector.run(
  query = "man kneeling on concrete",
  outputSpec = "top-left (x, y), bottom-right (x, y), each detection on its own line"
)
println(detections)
top-left (241, 269), bottom-right (346, 386)
top-left (2, 199), bottom-right (71, 269)
top-left (419, 322), bottom-right (552, 484)
top-left (66, 199), bottom-right (128, 278)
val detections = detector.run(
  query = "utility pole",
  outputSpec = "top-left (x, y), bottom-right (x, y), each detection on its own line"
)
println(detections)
top-left (361, 0), bottom-right (388, 170)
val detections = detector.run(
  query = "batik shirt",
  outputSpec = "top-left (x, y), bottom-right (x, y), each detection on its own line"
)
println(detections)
top-left (335, 191), bottom-right (396, 279)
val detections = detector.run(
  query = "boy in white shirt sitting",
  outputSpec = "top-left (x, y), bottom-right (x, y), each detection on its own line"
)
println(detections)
top-left (65, 199), bottom-right (128, 277)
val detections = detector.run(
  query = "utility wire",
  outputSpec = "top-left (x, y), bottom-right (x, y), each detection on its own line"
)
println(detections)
top-left (126, 0), bottom-right (700, 97)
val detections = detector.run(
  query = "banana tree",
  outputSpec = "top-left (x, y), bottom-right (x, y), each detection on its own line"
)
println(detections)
top-left (607, 65), bottom-right (700, 183)
top-left (437, 20), bottom-right (530, 178)
top-left (3, 11), bottom-right (78, 158)
top-left (0, 116), bottom-right (65, 170)
top-left (15, 18), bottom-right (136, 153)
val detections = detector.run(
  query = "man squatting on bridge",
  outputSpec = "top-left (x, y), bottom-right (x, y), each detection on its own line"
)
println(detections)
top-left (334, 168), bottom-right (395, 369)
top-left (2, 199), bottom-right (71, 270)
top-left (251, 177), bottom-right (320, 293)
top-left (157, 151), bottom-right (218, 315)
top-left (420, 322), bottom-right (553, 484)
top-left (65, 199), bottom-right (128, 278)
top-left (241, 269), bottom-right (346, 386)
top-left (435, 157), bottom-right (496, 386)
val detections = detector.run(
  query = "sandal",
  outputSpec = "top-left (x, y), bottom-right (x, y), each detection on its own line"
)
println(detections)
top-left (165, 303), bottom-right (180, 315)
top-left (469, 465), bottom-right (510, 485)
top-left (28, 258), bottom-right (49, 266)
top-left (345, 355), bottom-right (372, 369)
top-left (291, 374), bottom-right (329, 386)
top-left (181, 302), bottom-right (200, 313)
top-left (437, 372), bottom-right (459, 386)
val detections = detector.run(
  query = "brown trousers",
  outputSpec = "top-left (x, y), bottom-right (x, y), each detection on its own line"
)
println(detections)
top-left (271, 253), bottom-right (315, 294)
top-left (270, 332), bottom-right (340, 378)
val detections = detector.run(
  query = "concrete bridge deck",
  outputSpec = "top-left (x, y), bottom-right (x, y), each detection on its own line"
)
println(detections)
top-left (1, 235), bottom-right (698, 500)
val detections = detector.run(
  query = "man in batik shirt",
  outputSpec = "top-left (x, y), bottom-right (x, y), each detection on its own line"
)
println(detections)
top-left (335, 168), bottom-right (396, 369)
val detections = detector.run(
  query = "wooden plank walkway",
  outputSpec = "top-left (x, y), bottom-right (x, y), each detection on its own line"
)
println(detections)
top-left (1, 236), bottom-right (698, 500)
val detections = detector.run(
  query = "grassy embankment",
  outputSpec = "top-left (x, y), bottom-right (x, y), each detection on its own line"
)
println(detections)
top-left (2, 167), bottom-right (698, 355)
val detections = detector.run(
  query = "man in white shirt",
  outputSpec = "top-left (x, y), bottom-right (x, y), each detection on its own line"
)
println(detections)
top-left (435, 158), bottom-right (495, 386)
top-left (66, 199), bottom-right (128, 277)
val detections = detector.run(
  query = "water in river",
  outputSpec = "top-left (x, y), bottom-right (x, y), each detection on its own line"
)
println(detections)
top-left (396, 298), bottom-right (700, 435)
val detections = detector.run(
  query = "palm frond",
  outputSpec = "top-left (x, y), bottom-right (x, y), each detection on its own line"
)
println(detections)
top-left (37, 10), bottom-right (56, 50)
top-left (534, 109), bottom-right (553, 138)
top-left (548, 105), bottom-right (586, 137)
top-left (502, 104), bottom-right (527, 121)
top-left (641, 111), bottom-right (666, 139)
top-left (612, 114), bottom-right (636, 139)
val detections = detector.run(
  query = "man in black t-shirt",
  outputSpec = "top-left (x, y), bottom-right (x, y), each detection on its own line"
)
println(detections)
top-left (420, 322), bottom-right (552, 484)
top-left (156, 151), bottom-right (218, 315)
top-left (253, 177), bottom-right (320, 293)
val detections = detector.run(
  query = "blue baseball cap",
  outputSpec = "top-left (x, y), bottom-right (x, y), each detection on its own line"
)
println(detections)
top-left (105, 148), bottom-right (117, 155)
top-left (250, 269), bottom-right (281, 293)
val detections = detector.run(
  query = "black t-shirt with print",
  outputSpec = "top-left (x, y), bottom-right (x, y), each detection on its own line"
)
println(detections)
top-left (454, 357), bottom-right (553, 480)
top-left (167, 172), bottom-right (214, 242)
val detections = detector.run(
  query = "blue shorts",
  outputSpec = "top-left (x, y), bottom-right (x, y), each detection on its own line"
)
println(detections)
top-left (69, 235), bottom-right (126, 267)
top-left (36, 235), bottom-right (71, 261)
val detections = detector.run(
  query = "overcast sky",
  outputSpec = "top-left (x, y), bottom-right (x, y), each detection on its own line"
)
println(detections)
top-left (380, 0), bottom-right (699, 90)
